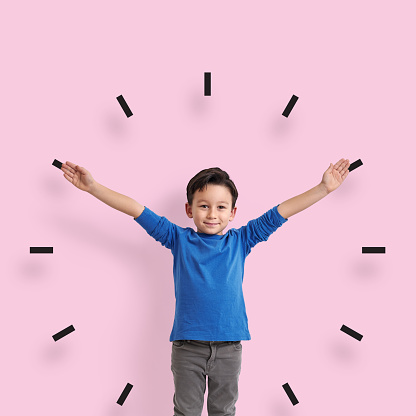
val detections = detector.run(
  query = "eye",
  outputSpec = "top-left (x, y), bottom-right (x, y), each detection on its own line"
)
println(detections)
top-left (200, 205), bottom-right (226, 209)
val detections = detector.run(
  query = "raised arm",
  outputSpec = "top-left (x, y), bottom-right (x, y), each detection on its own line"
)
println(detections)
top-left (90, 181), bottom-right (145, 219)
top-left (277, 184), bottom-right (328, 219)
top-left (61, 161), bottom-right (145, 219)
top-left (277, 158), bottom-right (350, 219)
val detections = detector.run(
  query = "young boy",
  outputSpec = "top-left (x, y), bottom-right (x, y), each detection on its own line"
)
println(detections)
top-left (61, 159), bottom-right (350, 416)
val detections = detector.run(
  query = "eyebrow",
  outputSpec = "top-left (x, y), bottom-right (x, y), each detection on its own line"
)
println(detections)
top-left (197, 200), bottom-right (229, 204)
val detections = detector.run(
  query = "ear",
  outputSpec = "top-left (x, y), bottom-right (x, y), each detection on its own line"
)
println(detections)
top-left (185, 203), bottom-right (192, 218)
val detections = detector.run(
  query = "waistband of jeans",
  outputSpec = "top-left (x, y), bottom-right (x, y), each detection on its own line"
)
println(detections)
top-left (181, 340), bottom-right (240, 345)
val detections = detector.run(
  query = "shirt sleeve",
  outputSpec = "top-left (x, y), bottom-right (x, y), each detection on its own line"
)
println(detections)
top-left (133, 206), bottom-right (177, 251)
top-left (240, 204), bottom-right (288, 256)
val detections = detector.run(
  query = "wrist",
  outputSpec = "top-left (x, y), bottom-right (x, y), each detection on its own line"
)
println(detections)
top-left (319, 182), bottom-right (330, 195)
top-left (89, 180), bottom-right (99, 195)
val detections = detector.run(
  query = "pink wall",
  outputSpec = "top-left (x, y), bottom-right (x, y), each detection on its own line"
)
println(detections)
top-left (2, 1), bottom-right (415, 415)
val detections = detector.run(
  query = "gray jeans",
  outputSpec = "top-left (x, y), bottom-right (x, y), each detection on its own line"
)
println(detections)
top-left (171, 340), bottom-right (243, 416)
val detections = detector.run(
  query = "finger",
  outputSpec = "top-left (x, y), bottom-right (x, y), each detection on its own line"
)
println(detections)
top-left (64, 161), bottom-right (77, 174)
top-left (61, 164), bottom-right (70, 174)
top-left (62, 165), bottom-right (74, 177)
top-left (337, 158), bottom-right (350, 171)
top-left (342, 159), bottom-right (350, 173)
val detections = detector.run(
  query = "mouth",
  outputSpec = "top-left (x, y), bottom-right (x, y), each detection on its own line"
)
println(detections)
top-left (205, 223), bottom-right (218, 226)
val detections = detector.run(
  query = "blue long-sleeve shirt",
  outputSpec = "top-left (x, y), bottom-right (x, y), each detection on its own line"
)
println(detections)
top-left (134, 204), bottom-right (288, 341)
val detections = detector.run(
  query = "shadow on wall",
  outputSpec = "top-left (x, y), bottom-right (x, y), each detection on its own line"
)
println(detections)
top-left (156, 186), bottom-right (195, 232)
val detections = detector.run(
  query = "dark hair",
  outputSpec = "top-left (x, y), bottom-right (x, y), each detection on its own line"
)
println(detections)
top-left (187, 167), bottom-right (238, 210)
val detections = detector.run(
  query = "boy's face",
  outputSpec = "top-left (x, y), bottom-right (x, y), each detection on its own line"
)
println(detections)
top-left (185, 184), bottom-right (237, 235)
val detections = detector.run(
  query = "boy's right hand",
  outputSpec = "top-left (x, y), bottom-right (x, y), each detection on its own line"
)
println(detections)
top-left (61, 161), bottom-right (95, 193)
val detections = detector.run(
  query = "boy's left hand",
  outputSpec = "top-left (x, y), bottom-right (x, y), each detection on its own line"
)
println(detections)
top-left (321, 158), bottom-right (350, 193)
